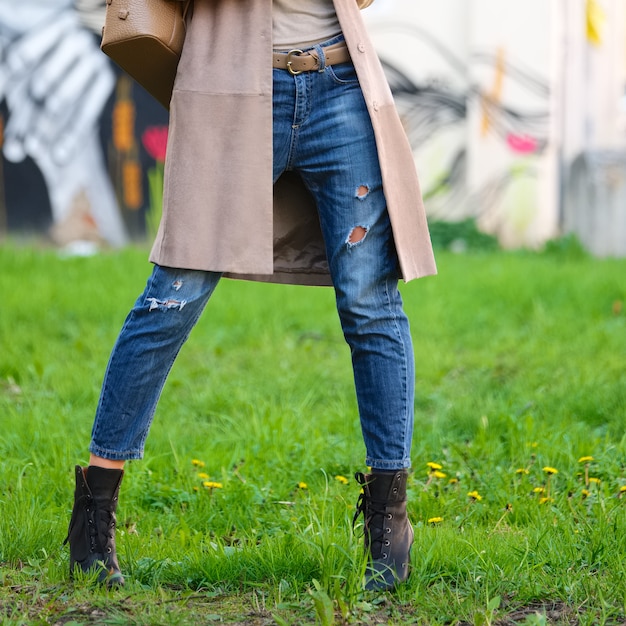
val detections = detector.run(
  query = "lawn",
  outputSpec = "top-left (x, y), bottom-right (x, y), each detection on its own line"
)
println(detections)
top-left (0, 241), bottom-right (624, 625)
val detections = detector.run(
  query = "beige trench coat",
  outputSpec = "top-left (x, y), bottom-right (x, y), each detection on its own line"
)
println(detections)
top-left (149, 0), bottom-right (437, 286)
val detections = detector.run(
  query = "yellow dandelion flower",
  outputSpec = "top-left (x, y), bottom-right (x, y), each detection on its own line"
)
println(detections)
top-left (427, 462), bottom-right (443, 471)
top-left (335, 475), bottom-right (349, 485)
top-left (581, 489), bottom-right (590, 499)
top-left (578, 456), bottom-right (594, 463)
top-left (620, 486), bottom-right (626, 492)
top-left (539, 497), bottom-right (553, 504)
top-left (197, 472), bottom-right (209, 480)
top-left (192, 459), bottom-right (205, 468)
top-left (427, 517), bottom-right (443, 524)
top-left (433, 471), bottom-right (447, 479)
top-left (467, 490), bottom-right (483, 501)
top-left (297, 482), bottom-right (308, 489)
top-left (533, 487), bottom-right (545, 494)
top-left (515, 468), bottom-right (529, 475)
top-left (588, 477), bottom-right (601, 485)
top-left (203, 481), bottom-right (223, 489)
top-left (448, 478), bottom-right (459, 485)
top-left (543, 467), bottom-right (558, 475)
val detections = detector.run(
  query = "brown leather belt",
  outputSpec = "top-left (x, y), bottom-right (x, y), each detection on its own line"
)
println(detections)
top-left (273, 42), bottom-right (351, 76)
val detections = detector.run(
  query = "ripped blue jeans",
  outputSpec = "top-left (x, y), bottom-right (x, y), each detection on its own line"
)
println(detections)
top-left (90, 35), bottom-right (415, 470)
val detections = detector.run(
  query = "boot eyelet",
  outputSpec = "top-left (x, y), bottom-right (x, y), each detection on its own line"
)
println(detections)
top-left (387, 513), bottom-right (393, 519)
top-left (106, 547), bottom-right (112, 553)
top-left (384, 540), bottom-right (390, 546)
top-left (385, 528), bottom-right (392, 533)
top-left (382, 552), bottom-right (388, 559)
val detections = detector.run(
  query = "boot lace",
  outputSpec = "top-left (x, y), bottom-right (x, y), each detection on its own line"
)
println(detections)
top-left (353, 473), bottom-right (390, 560)
top-left (81, 495), bottom-right (103, 555)
top-left (63, 492), bottom-right (94, 546)
top-left (64, 493), bottom-right (116, 556)
top-left (95, 503), bottom-right (117, 555)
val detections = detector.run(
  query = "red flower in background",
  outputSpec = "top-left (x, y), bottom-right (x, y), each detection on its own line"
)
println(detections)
top-left (506, 133), bottom-right (538, 155)
top-left (142, 126), bottom-right (169, 238)
top-left (142, 126), bottom-right (168, 162)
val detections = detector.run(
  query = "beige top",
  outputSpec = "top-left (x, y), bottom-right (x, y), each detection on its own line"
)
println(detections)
top-left (272, 0), bottom-right (342, 49)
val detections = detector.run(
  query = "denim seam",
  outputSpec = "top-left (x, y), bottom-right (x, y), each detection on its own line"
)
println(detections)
top-left (386, 274), bottom-right (411, 466)
top-left (364, 273), bottom-right (412, 470)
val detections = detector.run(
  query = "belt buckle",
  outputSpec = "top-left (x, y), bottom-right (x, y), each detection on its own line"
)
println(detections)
top-left (286, 49), bottom-right (305, 76)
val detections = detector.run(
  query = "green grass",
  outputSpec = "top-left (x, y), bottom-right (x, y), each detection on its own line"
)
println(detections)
top-left (0, 242), bottom-right (625, 625)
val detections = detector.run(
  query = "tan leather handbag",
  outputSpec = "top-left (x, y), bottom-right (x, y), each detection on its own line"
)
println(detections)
top-left (101, 0), bottom-right (188, 109)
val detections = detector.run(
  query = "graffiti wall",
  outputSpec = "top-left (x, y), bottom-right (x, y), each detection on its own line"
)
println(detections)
top-left (0, 0), bottom-right (169, 250)
top-left (1, 0), bottom-right (625, 252)
top-left (364, 0), bottom-right (626, 251)
top-left (364, 0), bottom-right (556, 247)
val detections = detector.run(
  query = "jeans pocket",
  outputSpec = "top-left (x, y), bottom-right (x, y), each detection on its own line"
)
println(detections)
top-left (327, 62), bottom-right (360, 85)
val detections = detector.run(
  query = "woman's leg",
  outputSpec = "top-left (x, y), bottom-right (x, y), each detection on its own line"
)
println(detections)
top-left (67, 265), bottom-right (221, 585)
top-left (89, 265), bottom-right (221, 461)
top-left (288, 60), bottom-right (415, 471)
top-left (278, 44), bottom-right (415, 590)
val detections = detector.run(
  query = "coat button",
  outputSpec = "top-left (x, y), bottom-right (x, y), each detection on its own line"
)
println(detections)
top-left (357, 43), bottom-right (366, 53)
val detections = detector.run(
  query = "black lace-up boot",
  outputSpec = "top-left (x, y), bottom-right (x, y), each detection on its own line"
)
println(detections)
top-left (65, 465), bottom-right (125, 587)
top-left (354, 470), bottom-right (413, 591)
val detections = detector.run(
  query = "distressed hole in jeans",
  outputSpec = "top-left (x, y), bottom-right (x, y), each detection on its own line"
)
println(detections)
top-left (172, 280), bottom-right (183, 291)
top-left (356, 185), bottom-right (370, 199)
top-left (147, 297), bottom-right (187, 312)
top-left (347, 225), bottom-right (368, 245)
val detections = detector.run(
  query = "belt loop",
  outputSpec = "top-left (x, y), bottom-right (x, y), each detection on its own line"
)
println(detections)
top-left (312, 43), bottom-right (326, 72)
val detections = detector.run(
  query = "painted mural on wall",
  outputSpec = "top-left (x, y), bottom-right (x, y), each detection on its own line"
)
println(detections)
top-left (364, 0), bottom-right (554, 248)
top-left (0, 0), bottom-right (169, 249)
top-left (1, 0), bottom-right (555, 251)
top-left (1, 0), bottom-right (624, 253)
top-left (382, 30), bottom-right (549, 215)
top-left (365, 0), bottom-right (626, 252)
